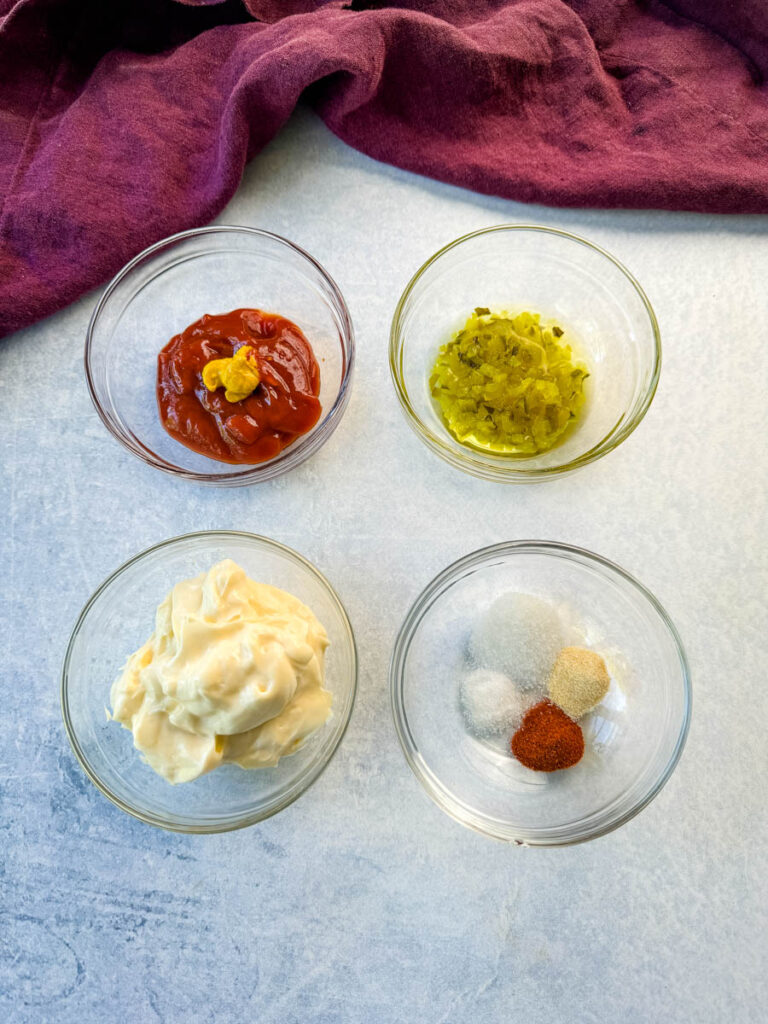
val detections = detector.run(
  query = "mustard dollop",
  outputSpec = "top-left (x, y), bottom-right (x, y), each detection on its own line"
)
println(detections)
top-left (202, 345), bottom-right (261, 402)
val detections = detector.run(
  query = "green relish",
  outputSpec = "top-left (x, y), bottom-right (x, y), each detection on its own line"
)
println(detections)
top-left (429, 308), bottom-right (588, 455)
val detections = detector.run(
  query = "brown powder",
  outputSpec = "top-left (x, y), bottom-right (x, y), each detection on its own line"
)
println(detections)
top-left (547, 646), bottom-right (610, 720)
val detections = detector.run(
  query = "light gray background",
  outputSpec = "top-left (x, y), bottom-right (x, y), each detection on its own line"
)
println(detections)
top-left (1, 109), bottom-right (766, 1023)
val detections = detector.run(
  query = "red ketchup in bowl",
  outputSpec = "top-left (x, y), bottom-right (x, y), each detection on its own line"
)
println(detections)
top-left (157, 308), bottom-right (322, 464)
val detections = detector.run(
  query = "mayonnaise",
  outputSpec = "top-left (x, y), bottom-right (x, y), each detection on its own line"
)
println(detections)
top-left (109, 559), bottom-right (332, 784)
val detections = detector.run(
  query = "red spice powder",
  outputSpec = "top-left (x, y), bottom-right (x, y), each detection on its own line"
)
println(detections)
top-left (511, 699), bottom-right (584, 772)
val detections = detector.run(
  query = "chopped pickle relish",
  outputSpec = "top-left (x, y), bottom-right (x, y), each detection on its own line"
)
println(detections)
top-left (429, 308), bottom-right (589, 455)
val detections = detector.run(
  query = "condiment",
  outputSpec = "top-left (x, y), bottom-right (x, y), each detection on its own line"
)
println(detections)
top-left (157, 307), bottom-right (322, 464)
top-left (202, 343), bottom-right (261, 402)
top-left (547, 646), bottom-right (610, 720)
top-left (109, 559), bottom-right (332, 784)
top-left (510, 699), bottom-right (584, 772)
top-left (429, 309), bottom-right (588, 455)
top-left (459, 669), bottom-right (527, 738)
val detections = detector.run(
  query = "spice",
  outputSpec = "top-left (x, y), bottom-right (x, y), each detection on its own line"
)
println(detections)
top-left (547, 646), bottom-right (610, 720)
top-left (469, 592), bottom-right (564, 692)
top-left (510, 700), bottom-right (584, 772)
top-left (459, 669), bottom-right (527, 738)
top-left (429, 309), bottom-right (589, 455)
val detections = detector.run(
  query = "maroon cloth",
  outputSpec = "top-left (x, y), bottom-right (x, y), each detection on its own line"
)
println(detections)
top-left (2, 0), bottom-right (768, 338)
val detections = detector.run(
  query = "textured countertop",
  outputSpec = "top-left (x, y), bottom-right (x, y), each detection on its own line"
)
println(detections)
top-left (1, 109), bottom-right (766, 1024)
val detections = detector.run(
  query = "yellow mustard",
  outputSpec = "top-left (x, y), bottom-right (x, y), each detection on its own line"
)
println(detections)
top-left (202, 345), bottom-right (261, 402)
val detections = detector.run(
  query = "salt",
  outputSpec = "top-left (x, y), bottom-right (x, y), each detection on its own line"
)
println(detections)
top-left (459, 669), bottom-right (528, 738)
top-left (469, 593), bottom-right (565, 693)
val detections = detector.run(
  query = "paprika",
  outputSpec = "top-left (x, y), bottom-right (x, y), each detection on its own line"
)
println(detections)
top-left (511, 699), bottom-right (584, 772)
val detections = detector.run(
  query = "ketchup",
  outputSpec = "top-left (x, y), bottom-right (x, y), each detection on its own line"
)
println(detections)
top-left (157, 308), bottom-right (322, 464)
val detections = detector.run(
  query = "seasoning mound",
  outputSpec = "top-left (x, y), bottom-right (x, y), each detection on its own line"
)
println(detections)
top-left (459, 669), bottom-right (526, 738)
top-left (510, 700), bottom-right (584, 772)
top-left (456, 589), bottom-right (618, 774)
top-left (429, 309), bottom-right (589, 455)
top-left (469, 592), bottom-right (564, 693)
top-left (547, 646), bottom-right (610, 720)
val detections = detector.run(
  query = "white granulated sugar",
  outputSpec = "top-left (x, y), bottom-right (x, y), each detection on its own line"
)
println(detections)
top-left (459, 669), bottom-right (528, 738)
top-left (469, 593), bottom-right (565, 693)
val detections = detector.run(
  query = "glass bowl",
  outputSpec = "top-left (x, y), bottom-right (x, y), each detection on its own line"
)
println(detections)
top-left (86, 226), bottom-right (354, 486)
top-left (61, 531), bottom-right (357, 832)
top-left (389, 225), bottom-right (660, 482)
top-left (390, 541), bottom-right (690, 845)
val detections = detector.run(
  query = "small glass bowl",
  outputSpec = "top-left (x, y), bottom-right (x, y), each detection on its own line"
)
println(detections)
top-left (61, 532), bottom-right (357, 833)
top-left (390, 541), bottom-right (690, 845)
top-left (86, 226), bottom-right (355, 486)
top-left (390, 225), bottom-right (660, 482)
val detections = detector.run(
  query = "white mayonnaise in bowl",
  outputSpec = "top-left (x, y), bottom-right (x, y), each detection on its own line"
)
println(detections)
top-left (61, 531), bottom-right (357, 832)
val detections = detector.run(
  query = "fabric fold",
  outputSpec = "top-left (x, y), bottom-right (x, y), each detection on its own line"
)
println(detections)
top-left (1, 0), bottom-right (768, 337)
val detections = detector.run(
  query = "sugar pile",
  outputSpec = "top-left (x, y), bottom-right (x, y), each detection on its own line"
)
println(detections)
top-left (469, 593), bottom-right (565, 694)
top-left (459, 669), bottom-right (527, 738)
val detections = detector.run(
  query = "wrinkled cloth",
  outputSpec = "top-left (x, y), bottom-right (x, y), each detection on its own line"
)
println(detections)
top-left (1, 0), bottom-right (768, 337)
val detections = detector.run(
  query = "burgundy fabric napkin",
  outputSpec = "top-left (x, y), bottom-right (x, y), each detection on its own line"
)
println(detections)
top-left (1, 0), bottom-right (768, 338)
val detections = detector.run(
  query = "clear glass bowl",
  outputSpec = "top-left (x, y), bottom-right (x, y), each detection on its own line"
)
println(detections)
top-left (86, 226), bottom-right (355, 486)
top-left (390, 225), bottom-right (660, 482)
top-left (390, 541), bottom-right (690, 845)
top-left (61, 531), bottom-right (357, 832)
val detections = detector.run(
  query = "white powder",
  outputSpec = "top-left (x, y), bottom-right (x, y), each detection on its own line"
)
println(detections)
top-left (459, 669), bottom-right (528, 738)
top-left (469, 592), bottom-right (565, 693)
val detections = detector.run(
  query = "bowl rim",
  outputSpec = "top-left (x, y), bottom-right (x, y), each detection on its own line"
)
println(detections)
top-left (389, 539), bottom-right (691, 846)
top-left (61, 530), bottom-right (358, 833)
top-left (84, 225), bottom-right (355, 487)
top-left (389, 223), bottom-right (662, 482)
